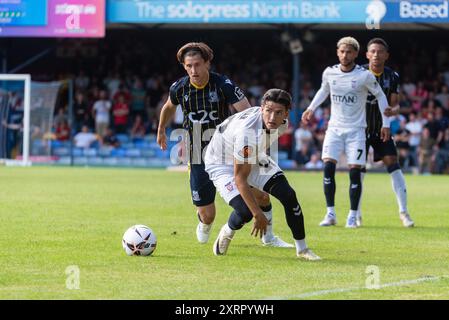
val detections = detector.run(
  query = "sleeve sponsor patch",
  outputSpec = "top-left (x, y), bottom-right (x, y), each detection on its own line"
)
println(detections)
top-left (238, 145), bottom-right (253, 159)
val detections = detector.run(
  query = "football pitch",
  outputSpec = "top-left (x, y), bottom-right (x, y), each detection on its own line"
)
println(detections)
top-left (1, 166), bottom-right (448, 300)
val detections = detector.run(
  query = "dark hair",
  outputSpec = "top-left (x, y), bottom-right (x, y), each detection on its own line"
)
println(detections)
top-left (177, 42), bottom-right (214, 64)
top-left (367, 38), bottom-right (389, 52)
top-left (261, 89), bottom-right (292, 109)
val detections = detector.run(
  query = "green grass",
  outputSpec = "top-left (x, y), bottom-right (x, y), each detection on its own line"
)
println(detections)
top-left (0, 166), bottom-right (448, 299)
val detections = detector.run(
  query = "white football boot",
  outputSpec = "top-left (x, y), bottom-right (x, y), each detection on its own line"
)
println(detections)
top-left (319, 212), bottom-right (337, 226)
top-left (400, 212), bottom-right (415, 228)
top-left (345, 212), bottom-right (358, 228)
top-left (297, 248), bottom-right (322, 261)
top-left (196, 221), bottom-right (212, 244)
top-left (213, 224), bottom-right (235, 256)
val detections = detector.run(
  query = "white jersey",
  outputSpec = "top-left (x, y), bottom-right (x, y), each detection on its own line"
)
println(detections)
top-left (307, 64), bottom-right (390, 129)
top-left (204, 107), bottom-right (285, 167)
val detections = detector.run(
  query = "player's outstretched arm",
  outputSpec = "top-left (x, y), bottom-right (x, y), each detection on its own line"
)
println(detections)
top-left (157, 96), bottom-right (177, 150)
top-left (234, 160), bottom-right (268, 238)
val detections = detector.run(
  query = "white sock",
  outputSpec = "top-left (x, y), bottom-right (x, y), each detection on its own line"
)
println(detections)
top-left (224, 223), bottom-right (236, 236)
top-left (349, 210), bottom-right (358, 217)
top-left (262, 209), bottom-right (274, 242)
top-left (295, 239), bottom-right (307, 252)
top-left (390, 169), bottom-right (408, 213)
top-left (327, 207), bottom-right (336, 216)
top-left (357, 171), bottom-right (366, 215)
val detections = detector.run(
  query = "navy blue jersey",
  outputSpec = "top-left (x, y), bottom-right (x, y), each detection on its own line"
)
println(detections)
top-left (169, 72), bottom-right (245, 162)
top-left (363, 64), bottom-right (400, 135)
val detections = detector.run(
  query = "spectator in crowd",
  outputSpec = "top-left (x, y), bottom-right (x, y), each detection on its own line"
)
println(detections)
top-left (112, 94), bottom-right (130, 134)
top-left (92, 90), bottom-right (111, 137)
top-left (434, 128), bottom-right (449, 174)
top-left (55, 120), bottom-right (70, 141)
top-left (73, 91), bottom-right (92, 131)
top-left (405, 112), bottom-right (424, 168)
top-left (130, 78), bottom-right (146, 120)
top-left (130, 114), bottom-right (146, 139)
top-left (74, 125), bottom-right (98, 148)
top-left (418, 127), bottom-right (436, 174)
top-left (394, 128), bottom-right (411, 169)
top-left (53, 107), bottom-right (68, 128)
top-left (101, 128), bottom-right (120, 148)
top-left (294, 122), bottom-right (313, 165)
top-left (305, 152), bottom-right (324, 170)
top-left (436, 85), bottom-right (449, 112)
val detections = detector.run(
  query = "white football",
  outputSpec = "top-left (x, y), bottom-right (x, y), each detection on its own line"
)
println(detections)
top-left (122, 224), bottom-right (157, 256)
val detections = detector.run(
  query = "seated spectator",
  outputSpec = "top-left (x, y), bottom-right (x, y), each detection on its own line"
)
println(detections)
top-left (305, 153), bottom-right (324, 170)
top-left (101, 128), bottom-right (120, 148)
top-left (74, 125), bottom-right (98, 148)
top-left (55, 120), bottom-right (70, 141)
top-left (130, 114), bottom-right (146, 139)
top-left (295, 143), bottom-right (311, 168)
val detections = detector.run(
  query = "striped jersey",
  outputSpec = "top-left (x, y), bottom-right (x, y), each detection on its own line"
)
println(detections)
top-left (363, 64), bottom-right (400, 136)
top-left (169, 72), bottom-right (245, 163)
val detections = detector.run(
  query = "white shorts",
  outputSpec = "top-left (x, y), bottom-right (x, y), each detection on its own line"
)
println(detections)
top-left (322, 127), bottom-right (366, 166)
top-left (205, 158), bottom-right (282, 204)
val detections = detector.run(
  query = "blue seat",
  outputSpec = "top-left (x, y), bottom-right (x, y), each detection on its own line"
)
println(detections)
top-left (125, 148), bottom-right (142, 157)
top-left (116, 134), bottom-right (129, 144)
top-left (53, 147), bottom-right (70, 156)
top-left (72, 148), bottom-right (83, 157)
top-left (110, 148), bottom-right (126, 157)
top-left (98, 147), bottom-right (112, 157)
top-left (83, 148), bottom-right (97, 157)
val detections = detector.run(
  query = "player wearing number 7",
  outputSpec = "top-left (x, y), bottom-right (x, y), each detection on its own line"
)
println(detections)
top-left (157, 42), bottom-right (292, 247)
top-left (302, 37), bottom-right (391, 228)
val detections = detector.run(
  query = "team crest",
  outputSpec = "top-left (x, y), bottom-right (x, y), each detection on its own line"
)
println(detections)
top-left (234, 87), bottom-right (245, 100)
top-left (192, 190), bottom-right (200, 202)
top-left (209, 90), bottom-right (219, 103)
top-left (332, 80), bottom-right (337, 86)
top-left (351, 80), bottom-right (357, 89)
top-left (383, 79), bottom-right (390, 88)
top-left (225, 182), bottom-right (234, 192)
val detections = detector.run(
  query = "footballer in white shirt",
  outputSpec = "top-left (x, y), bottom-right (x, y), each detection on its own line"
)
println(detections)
top-left (302, 36), bottom-right (391, 228)
top-left (205, 89), bottom-right (320, 261)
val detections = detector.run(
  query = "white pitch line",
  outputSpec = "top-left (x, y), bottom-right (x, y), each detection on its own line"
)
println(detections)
top-left (264, 275), bottom-right (449, 300)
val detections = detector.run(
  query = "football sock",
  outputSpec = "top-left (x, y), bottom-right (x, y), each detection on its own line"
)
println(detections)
top-left (324, 162), bottom-right (336, 207)
top-left (295, 239), bottom-right (307, 252)
top-left (260, 204), bottom-right (274, 242)
top-left (388, 164), bottom-right (408, 213)
top-left (357, 167), bottom-right (366, 214)
top-left (263, 174), bottom-right (305, 240)
top-left (349, 168), bottom-right (362, 211)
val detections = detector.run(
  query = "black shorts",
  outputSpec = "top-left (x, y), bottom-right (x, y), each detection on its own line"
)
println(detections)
top-left (366, 134), bottom-right (398, 162)
top-left (189, 163), bottom-right (216, 207)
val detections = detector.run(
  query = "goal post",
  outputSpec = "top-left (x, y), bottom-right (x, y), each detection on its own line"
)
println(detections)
top-left (0, 74), bottom-right (31, 166)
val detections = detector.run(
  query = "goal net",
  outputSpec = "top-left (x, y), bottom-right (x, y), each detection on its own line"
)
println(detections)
top-left (0, 74), bottom-right (65, 166)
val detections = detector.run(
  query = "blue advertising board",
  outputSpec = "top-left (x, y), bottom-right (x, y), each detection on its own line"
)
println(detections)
top-left (0, 0), bottom-right (47, 26)
top-left (106, 0), bottom-right (449, 24)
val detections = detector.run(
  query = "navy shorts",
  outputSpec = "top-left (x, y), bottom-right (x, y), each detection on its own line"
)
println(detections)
top-left (189, 163), bottom-right (216, 207)
top-left (366, 134), bottom-right (398, 162)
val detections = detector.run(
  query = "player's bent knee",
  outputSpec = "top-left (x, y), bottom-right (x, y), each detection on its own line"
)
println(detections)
top-left (228, 195), bottom-right (253, 229)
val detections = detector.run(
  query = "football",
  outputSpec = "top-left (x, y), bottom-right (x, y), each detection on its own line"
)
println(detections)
top-left (122, 225), bottom-right (157, 256)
